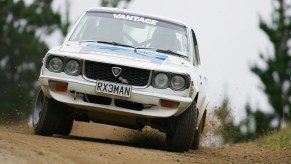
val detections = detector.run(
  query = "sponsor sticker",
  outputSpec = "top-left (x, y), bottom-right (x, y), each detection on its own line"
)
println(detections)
top-left (113, 14), bottom-right (158, 25)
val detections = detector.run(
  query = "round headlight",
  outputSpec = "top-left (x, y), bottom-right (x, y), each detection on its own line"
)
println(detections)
top-left (170, 75), bottom-right (186, 90)
top-left (48, 57), bottom-right (63, 72)
top-left (64, 60), bottom-right (81, 76)
top-left (153, 73), bottom-right (169, 89)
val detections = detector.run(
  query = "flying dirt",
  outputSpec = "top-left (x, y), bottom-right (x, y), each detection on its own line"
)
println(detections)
top-left (0, 122), bottom-right (290, 164)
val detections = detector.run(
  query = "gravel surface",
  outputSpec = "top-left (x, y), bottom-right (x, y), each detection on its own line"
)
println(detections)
top-left (0, 122), bottom-right (290, 164)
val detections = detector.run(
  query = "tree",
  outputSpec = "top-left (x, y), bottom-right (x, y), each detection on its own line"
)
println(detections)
top-left (238, 104), bottom-right (274, 141)
top-left (100, 0), bottom-right (133, 8)
top-left (251, 0), bottom-right (291, 129)
top-left (216, 0), bottom-right (291, 143)
top-left (0, 0), bottom-right (67, 121)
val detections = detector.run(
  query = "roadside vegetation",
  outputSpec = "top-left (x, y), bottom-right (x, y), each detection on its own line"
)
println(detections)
top-left (257, 125), bottom-right (291, 149)
top-left (211, 0), bottom-right (291, 145)
top-left (0, 0), bottom-right (70, 123)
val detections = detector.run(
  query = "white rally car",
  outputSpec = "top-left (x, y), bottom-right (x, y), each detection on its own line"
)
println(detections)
top-left (32, 7), bottom-right (208, 152)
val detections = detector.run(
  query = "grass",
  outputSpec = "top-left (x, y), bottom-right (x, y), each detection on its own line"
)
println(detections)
top-left (257, 125), bottom-right (291, 149)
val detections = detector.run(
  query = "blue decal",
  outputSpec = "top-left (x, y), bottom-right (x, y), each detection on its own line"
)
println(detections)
top-left (80, 44), bottom-right (168, 64)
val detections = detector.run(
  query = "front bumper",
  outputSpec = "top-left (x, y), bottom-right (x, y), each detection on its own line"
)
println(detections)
top-left (39, 73), bottom-right (195, 118)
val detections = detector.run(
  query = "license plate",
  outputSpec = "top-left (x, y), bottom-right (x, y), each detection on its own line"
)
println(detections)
top-left (96, 80), bottom-right (132, 97)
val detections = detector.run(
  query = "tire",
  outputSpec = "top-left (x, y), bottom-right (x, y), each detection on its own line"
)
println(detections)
top-left (191, 111), bottom-right (206, 150)
top-left (56, 111), bottom-right (74, 136)
top-left (32, 88), bottom-right (72, 136)
top-left (166, 102), bottom-right (198, 152)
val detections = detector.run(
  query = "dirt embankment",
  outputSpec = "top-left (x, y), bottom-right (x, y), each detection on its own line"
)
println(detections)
top-left (0, 122), bottom-right (290, 164)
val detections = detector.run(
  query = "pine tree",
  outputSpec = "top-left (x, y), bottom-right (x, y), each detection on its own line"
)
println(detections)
top-left (251, 0), bottom-right (291, 129)
top-left (0, 0), bottom-right (67, 120)
top-left (100, 0), bottom-right (132, 8)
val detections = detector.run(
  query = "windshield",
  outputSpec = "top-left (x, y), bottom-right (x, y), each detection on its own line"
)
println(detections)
top-left (69, 11), bottom-right (189, 58)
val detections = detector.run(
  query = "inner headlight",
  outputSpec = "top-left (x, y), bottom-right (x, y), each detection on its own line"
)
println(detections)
top-left (64, 60), bottom-right (81, 76)
top-left (48, 57), bottom-right (63, 72)
top-left (153, 73), bottom-right (169, 89)
top-left (170, 75), bottom-right (186, 90)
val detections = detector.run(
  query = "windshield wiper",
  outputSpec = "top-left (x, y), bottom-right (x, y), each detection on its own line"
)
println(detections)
top-left (79, 40), bottom-right (134, 49)
top-left (134, 47), bottom-right (155, 50)
top-left (156, 49), bottom-right (188, 58)
top-left (97, 41), bottom-right (135, 48)
top-left (134, 48), bottom-right (188, 59)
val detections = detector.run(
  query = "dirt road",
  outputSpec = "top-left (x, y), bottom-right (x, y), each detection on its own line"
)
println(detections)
top-left (0, 122), bottom-right (290, 164)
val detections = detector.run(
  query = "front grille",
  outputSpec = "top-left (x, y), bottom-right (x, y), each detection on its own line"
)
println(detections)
top-left (84, 61), bottom-right (151, 87)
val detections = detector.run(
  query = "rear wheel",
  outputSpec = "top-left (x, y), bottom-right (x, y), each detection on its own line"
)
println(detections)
top-left (166, 102), bottom-right (197, 152)
top-left (32, 88), bottom-right (73, 136)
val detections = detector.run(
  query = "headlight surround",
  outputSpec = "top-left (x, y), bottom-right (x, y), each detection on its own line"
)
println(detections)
top-left (152, 71), bottom-right (190, 90)
top-left (170, 75), bottom-right (186, 91)
top-left (46, 55), bottom-right (82, 76)
top-left (152, 72), bottom-right (169, 89)
top-left (48, 57), bottom-right (63, 73)
top-left (64, 59), bottom-right (81, 76)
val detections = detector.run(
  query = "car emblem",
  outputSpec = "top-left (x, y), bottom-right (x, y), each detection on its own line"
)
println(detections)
top-left (112, 67), bottom-right (122, 77)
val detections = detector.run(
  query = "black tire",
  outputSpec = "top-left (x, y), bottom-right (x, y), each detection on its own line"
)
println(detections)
top-left (32, 88), bottom-right (72, 136)
top-left (56, 111), bottom-right (74, 136)
top-left (166, 102), bottom-right (198, 152)
top-left (191, 111), bottom-right (206, 150)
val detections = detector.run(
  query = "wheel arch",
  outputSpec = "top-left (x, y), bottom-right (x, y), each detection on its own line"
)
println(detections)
top-left (194, 92), bottom-right (199, 104)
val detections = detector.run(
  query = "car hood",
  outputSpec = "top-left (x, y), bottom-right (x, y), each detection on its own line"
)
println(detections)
top-left (55, 42), bottom-right (193, 74)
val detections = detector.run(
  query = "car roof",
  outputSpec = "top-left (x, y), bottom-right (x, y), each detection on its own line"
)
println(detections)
top-left (85, 7), bottom-right (191, 28)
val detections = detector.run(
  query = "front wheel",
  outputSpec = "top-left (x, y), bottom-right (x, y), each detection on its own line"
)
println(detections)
top-left (56, 110), bottom-right (74, 136)
top-left (166, 102), bottom-right (198, 152)
top-left (32, 88), bottom-right (73, 136)
top-left (191, 110), bottom-right (206, 150)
